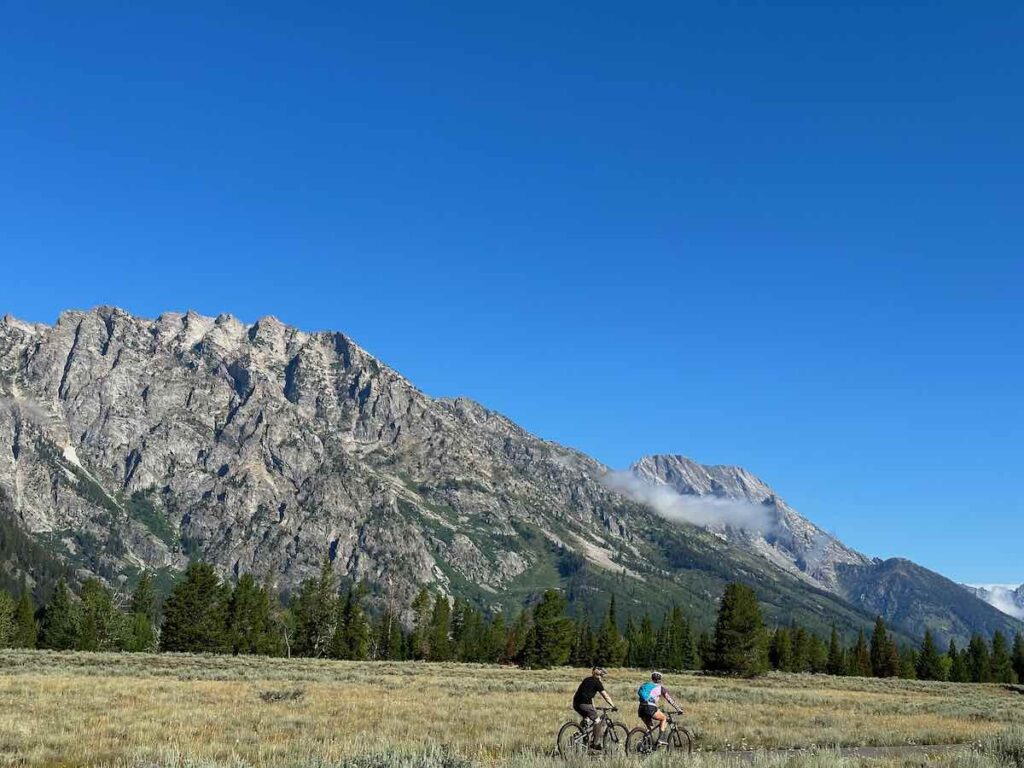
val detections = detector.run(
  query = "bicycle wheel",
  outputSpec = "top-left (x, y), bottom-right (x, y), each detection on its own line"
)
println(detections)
top-left (667, 727), bottom-right (693, 754)
top-left (602, 722), bottom-right (630, 757)
top-left (557, 722), bottom-right (586, 759)
top-left (626, 727), bottom-right (654, 757)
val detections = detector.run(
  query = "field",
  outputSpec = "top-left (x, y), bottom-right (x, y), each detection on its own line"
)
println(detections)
top-left (1, 651), bottom-right (1023, 768)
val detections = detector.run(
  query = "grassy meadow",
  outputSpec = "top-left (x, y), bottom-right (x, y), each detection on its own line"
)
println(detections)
top-left (1, 650), bottom-right (1023, 768)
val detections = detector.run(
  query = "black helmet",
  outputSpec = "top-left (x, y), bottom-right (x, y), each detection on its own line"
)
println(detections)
top-left (651, 671), bottom-right (663, 682)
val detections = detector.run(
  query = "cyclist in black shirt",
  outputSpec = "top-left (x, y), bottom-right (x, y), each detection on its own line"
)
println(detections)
top-left (572, 666), bottom-right (617, 747)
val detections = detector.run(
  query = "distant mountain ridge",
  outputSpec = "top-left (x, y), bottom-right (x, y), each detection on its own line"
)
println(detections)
top-left (0, 306), bottom-right (1019, 645)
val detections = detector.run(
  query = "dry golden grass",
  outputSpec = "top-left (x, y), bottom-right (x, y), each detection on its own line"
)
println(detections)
top-left (1, 650), bottom-right (1022, 767)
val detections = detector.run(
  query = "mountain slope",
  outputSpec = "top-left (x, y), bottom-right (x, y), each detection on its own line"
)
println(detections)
top-left (963, 584), bottom-right (1024, 621)
top-left (0, 307), bottom-right (1014, 645)
top-left (629, 454), bottom-right (1024, 644)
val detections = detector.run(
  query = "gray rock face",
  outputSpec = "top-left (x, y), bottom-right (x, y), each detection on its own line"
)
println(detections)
top-left (630, 455), bottom-right (870, 591)
top-left (0, 307), bottom-right (630, 605)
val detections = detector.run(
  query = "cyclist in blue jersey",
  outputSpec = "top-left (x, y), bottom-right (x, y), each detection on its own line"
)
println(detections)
top-left (636, 672), bottom-right (681, 748)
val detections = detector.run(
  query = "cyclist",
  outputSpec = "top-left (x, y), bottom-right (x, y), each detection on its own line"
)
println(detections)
top-left (636, 671), bottom-right (681, 749)
top-left (572, 666), bottom-right (617, 749)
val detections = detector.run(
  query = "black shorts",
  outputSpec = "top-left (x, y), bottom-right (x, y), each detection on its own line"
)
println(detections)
top-left (574, 702), bottom-right (598, 722)
top-left (638, 703), bottom-right (658, 725)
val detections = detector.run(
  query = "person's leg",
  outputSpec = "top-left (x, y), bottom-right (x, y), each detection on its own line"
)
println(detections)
top-left (653, 711), bottom-right (668, 745)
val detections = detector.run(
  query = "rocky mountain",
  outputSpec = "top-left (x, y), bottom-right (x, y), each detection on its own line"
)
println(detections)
top-left (0, 307), bottom-right (1018, 645)
top-left (964, 584), bottom-right (1024, 621)
top-left (629, 454), bottom-right (1024, 644)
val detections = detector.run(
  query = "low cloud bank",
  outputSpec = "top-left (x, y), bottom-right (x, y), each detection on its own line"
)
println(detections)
top-left (602, 471), bottom-right (777, 535)
top-left (970, 585), bottom-right (1024, 620)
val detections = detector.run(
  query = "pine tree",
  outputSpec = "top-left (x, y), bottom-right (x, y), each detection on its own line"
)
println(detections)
top-left (710, 583), bottom-right (769, 676)
top-left (228, 574), bottom-right (279, 656)
top-left (948, 639), bottom-right (969, 683)
top-left (409, 587), bottom-right (432, 660)
top-left (770, 627), bottom-right (793, 672)
top-left (160, 562), bottom-right (230, 653)
top-left (570, 620), bottom-right (596, 667)
top-left (77, 578), bottom-right (123, 651)
top-left (623, 616), bottom-right (639, 667)
top-left (39, 579), bottom-right (79, 650)
top-left (849, 630), bottom-right (872, 677)
top-left (807, 633), bottom-right (828, 674)
top-left (523, 589), bottom-right (574, 668)
top-left (594, 596), bottom-right (625, 666)
top-left (870, 617), bottom-right (890, 677)
top-left (916, 630), bottom-right (945, 681)
top-left (291, 559), bottom-right (337, 658)
top-left (427, 593), bottom-right (451, 661)
top-left (791, 624), bottom-right (811, 673)
top-left (339, 585), bottom-right (371, 660)
top-left (0, 590), bottom-right (15, 648)
top-left (125, 572), bottom-right (158, 652)
top-left (635, 614), bottom-right (658, 669)
top-left (486, 612), bottom-right (507, 664)
top-left (990, 631), bottom-right (1015, 684)
top-left (967, 634), bottom-right (992, 683)
top-left (827, 625), bottom-right (846, 676)
top-left (898, 646), bottom-right (918, 679)
top-left (697, 631), bottom-right (713, 670)
top-left (1012, 633), bottom-right (1024, 685)
top-left (374, 606), bottom-right (404, 661)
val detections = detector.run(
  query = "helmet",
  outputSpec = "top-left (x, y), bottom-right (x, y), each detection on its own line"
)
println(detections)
top-left (593, 666), bottom-right (607, 677)
top-left (651, 671), bottom-right (663, 682)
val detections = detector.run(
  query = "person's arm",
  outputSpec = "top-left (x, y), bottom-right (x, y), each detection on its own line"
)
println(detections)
top-left (663, 690), bottom-right (682, 713)
top-left (600, 690), bottom-right (616, 709)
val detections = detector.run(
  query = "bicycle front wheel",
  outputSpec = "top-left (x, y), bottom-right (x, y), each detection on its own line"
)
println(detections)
top-left (667, 727), bottom-right (693, 754)
top-left (626, 727), bottom-right (654, 757)
top-left (557, 722), bottom-right (586, 759)
top-left (602, 722), bottom-right (630, 757)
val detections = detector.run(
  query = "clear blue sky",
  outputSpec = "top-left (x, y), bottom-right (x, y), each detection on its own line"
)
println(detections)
top-left (2, 3), bottom-right (1021, 584)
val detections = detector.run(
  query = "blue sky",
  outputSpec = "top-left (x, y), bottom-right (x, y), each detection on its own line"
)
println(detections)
top-left (1, 2), bottom-right (1021, 583)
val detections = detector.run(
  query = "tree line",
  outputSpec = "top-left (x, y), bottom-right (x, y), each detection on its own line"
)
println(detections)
top-left (2, 564), bottom-right (1022, 684)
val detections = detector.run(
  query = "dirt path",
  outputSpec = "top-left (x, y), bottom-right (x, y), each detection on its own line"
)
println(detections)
top-left (717, 743), bottom-right (967, 762)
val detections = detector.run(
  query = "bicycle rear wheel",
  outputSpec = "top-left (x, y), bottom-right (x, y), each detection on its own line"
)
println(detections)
top-left (602, 722), bottom-right (629, 757)
top-left (557, 722), bottom-right (586, 759)
top-left (626, 727), bottom-right (654, 756)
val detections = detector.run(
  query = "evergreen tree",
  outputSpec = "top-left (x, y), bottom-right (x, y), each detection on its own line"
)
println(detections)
top-left (0, 590), bottom-right (14, 647)
top-left (948, 639), bottom-right (970, 683)
top-left (427, 593), bottom-right (451, 661)
top-left (849, 630), bottom-right (872, 677)
top-left (898, 646), bottom-right (918, 679)
top-left (331, 584), bottom-right (370, 661)
top-left (808, 633), bottom-right (829, 674)
top-left (374, 606), bottom-right (405, 661)
top-left (409, 587), bottom-right (432, 660)
top-left (710, 583), bottom-right (768, 677)
top-left (967, 633), bottom-right (992, 683)
top-left (791, 624), bottom-right (811, 673)
top-left (486, 612), bottom-right (508, 664)
top-left (130, 571), bottom-right (158, 623)
top-left (291, 559), bottom-right (337, 658)
top-left (594, 596), bottom-right (626, 666)
top-left (870, 617), bottom-right (889, 677)
top-left (77, 578), bottom-right (123, 651)
top-left (662, 606), bottom-right (696, 671)
top-left (770, 627), bottom-right (793, 672)
top-left (125, 572), bottom-right (158, 652)
top-left (990, 631), bottom-right (1016, 684)
top-left (697, 631), bottom-right (713, 670)
top-left (635, 614), bottom-right (658, 669)
top-left (228, 574), bottom-right (279, 656)
top-left (826, 625), bottom-right (846, 676)
top-left (507, 609), bottom-right (532, 663)
top-left (1012, 633), bottom-right (1024, 685)
top-left (623, 616), bottom-right (639, 667)
top-left (160, 562), bottom-right (230, 653)
top-left (570, 620), bottom-right (596, 667)
top-left (916, 630), bottom-right (945, 681)
top-left (523, 589), bottom-right (574, 668)
top-left (39, 579), bottom-right (79, 650)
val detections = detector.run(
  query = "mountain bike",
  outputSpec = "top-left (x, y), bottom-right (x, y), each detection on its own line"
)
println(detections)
top-left (626, 708), bottom-right (694, 756)
top-left (556, 706), bottom-right (629, 759)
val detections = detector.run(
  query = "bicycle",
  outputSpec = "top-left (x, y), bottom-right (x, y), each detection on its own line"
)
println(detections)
top-left (626, 707), bottom-right (694, 756)
top-left (556, 706), bottom-right (630, 759)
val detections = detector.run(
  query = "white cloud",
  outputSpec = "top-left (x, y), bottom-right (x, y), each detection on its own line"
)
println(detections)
top-left (602, 470), bottom-right (777, 535)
